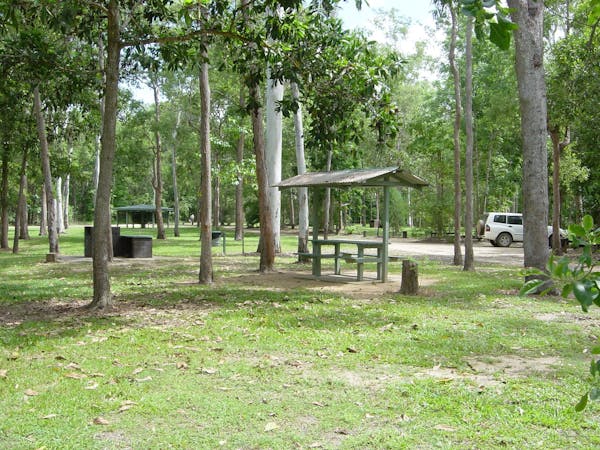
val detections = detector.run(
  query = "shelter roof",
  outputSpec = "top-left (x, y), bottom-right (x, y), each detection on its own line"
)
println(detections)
top-left (115, 204), bottom-right (173, 212)
top-left (274, 167), bottom-right (428, 189)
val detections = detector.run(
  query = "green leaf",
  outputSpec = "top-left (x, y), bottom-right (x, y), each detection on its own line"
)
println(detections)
top-left (489, 22), bottom-right (511, 51)
top-left (519, 279), bottom-right (544, 296)
top-left (583, 215), bottom-right (594, 233)
top-left (575, 392), bottom-right (589, 411)
top-left (573, 281), bottom-right (597, 312)
top-left (591, 347), bottom-right (600, 355)
top-left (591, 359), bottom-right (597, 376)
top-left (568, 224), bottom-right (586, 237)
top-left (561, 284), bottom-right (573, 298)
top-left (482, 0), bottom-right (496, 7)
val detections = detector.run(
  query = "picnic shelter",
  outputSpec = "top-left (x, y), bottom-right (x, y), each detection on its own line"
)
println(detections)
top-left (274, 166), bottom-right (428, 282)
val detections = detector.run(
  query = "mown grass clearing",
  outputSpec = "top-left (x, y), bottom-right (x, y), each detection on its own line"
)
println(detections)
top-left (1, 225), bottom-right (599, 448)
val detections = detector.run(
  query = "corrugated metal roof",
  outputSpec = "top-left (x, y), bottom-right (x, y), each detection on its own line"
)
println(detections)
top-left (274, 167), bottom-right (428, 188)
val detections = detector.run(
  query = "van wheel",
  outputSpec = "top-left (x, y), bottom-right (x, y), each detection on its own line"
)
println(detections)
top-left (496, 232), bottom-right (512, 247)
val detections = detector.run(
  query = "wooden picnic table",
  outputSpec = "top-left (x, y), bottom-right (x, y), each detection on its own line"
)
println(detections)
top-left (308, 239), bottom-right (391, 281)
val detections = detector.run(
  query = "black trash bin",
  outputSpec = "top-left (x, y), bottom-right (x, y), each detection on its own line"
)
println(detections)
top-left (84, 226), bottom-right (121, 257)
top-left (211, 231), bottom-right (223, 247)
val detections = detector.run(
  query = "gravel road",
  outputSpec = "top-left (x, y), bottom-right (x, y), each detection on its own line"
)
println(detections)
top-left (388, 238), bottom-right (525, 266)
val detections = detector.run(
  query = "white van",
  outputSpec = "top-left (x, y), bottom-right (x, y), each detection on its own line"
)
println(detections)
top-left (481, 212), bottom-right (566, 247)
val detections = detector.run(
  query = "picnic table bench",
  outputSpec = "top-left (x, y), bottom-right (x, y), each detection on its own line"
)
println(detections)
top-left (306, 239), bottom-right (400, 281)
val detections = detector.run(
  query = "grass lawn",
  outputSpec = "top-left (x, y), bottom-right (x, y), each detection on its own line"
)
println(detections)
top-left (1, 225), bottom-right (599, 449)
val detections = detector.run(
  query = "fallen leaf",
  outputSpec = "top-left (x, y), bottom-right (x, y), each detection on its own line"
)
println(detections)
top-left (118, 401), bottom-right (137, 413)
top-left (24, 389), bottom-right (39, 397)
top-left (65, 363), bottom-right (81, 370)
top-left (434, 424), bottom-right (456, 432)
top-left (176, 362), bottom-right (189, 370)
top-left (8, 352), bottom-right (19, 360)
top-left (93, 417), bottom-right (110, 426)
top-left (42, 414), bottom-right (58, 419)
top-left (312, 401), bottom-right (326, 407)
top-left (264, 422), bottom-right (279, 432)
top-left (55, 355), bottom-right (67, 361)
top-left (64, 372), bottom-right (87, 380)
top-left (134, 376), bottom-right (153, 383)
top-left (132, 367), bottom-right (144, 375)
top-left (89, 373), bottom-right (105, 378)
top-left (200, 368), bottom-right (217, 375)
top-left (335, 429), bottom-right (351, 435)
top-left (0, 369), bottom-right (7, 378)
top-left (380, 323), bottom-right (395, 332)
top-left (309, 443), bottom-right (323, 448)
top-left (346, 347), bottom-right (359, 353)
top-left (84, 382), bottom-right (99, 390)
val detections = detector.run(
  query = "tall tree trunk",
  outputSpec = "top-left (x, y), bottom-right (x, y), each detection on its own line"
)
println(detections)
top-left (39, 183), bottom-right (47, 236)
top-left (549, 126), bottom-right (569, 255)
top-left (235, 89), bottom-right (246, 241)
top-left (0, 145), bottom-right (8, 250)
top-left (90, 0), bottom-right (120, 309)
top-left (463, 16), bottom-right (475, 271)
top-left (19, 172), bottom-right (29, 240)
top-left (93, 35), bottom-right (105, 208)
top-left (508, 0), bottom-right (549, 272)
top-left (33, 86), bottom-right (59, 254)
top-left (63, 174), bottom-right (70, 230)
top-left (171, 110), bottom-right (182, 237)
top-left (449, 3), bottom-right (462, 266)
top-left (250, 81), bottom-right (275, 271)
top-left (243, 0), bottom-right (275, 271)
top-left (323, 147), bottom-right (333, 240)
top-left (151, 78), bottom-right (166, 240)
top-left (291, 82), bottom-right (309, 258)
top-left (63, 137), bottom-right (72, 230)
top-left (13, 147), bottom-right (29, 253)
top-left (56, 177), bottom-right (65, 233)
top-left (199, 45), bottom-right (213, 284)
top-left (265, 68), bottom-right (283, 253)
top-left (212, 154), bottom-right (220, 228)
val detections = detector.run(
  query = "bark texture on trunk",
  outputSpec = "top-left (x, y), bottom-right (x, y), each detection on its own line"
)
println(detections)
top-left (0, 145), bottom-right (9, 249)
top-left (449, 3), bottom-right (462, 266)
top-left (549, 126), bottom-right (569, 254)
top-left (250, 81), bottom-right (275, 272)
top-left (199, 51), bottom-right (213, 284)
top-left (13, 147), bottom-right (29, 254)
top-left (171, 110), bottom-right (181, 237)
top-left (19, 173), bottom-right (29, 240)
top-left (152, 79), bottom-right (166, 240)
top-left (90, 0), bottom-right (120, 309)
top-left (33, 86), bottom-right (59, 254)
top-left (508, 0), bottom-right (549, 271)
top-left (235, 89), bottom-right (246, 241)
top-left (265, 69), bottom-right (283, 253)
top-left (39, 183), bottom-right (47, 236)
top-left (291, 82), bottom-right (309, 258)
top-left (463, 16), bottom-right (475, 271)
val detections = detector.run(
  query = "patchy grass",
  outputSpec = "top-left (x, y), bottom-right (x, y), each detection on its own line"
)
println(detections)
top-left (1, 225), bottom-right (599, 448)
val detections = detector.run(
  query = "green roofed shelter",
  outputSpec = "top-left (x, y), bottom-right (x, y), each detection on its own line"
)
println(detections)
top-left (274, 167), bottom-right (428, 282)
top-left (115, 204), bottom-right (174, 228)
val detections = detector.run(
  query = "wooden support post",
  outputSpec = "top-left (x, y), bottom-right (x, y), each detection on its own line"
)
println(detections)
top-left (400, 259), bottom-right (418, 295)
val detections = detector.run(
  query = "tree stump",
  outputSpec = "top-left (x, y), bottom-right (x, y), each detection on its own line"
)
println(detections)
top-left (400, 259), bottom-right (418, 295)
